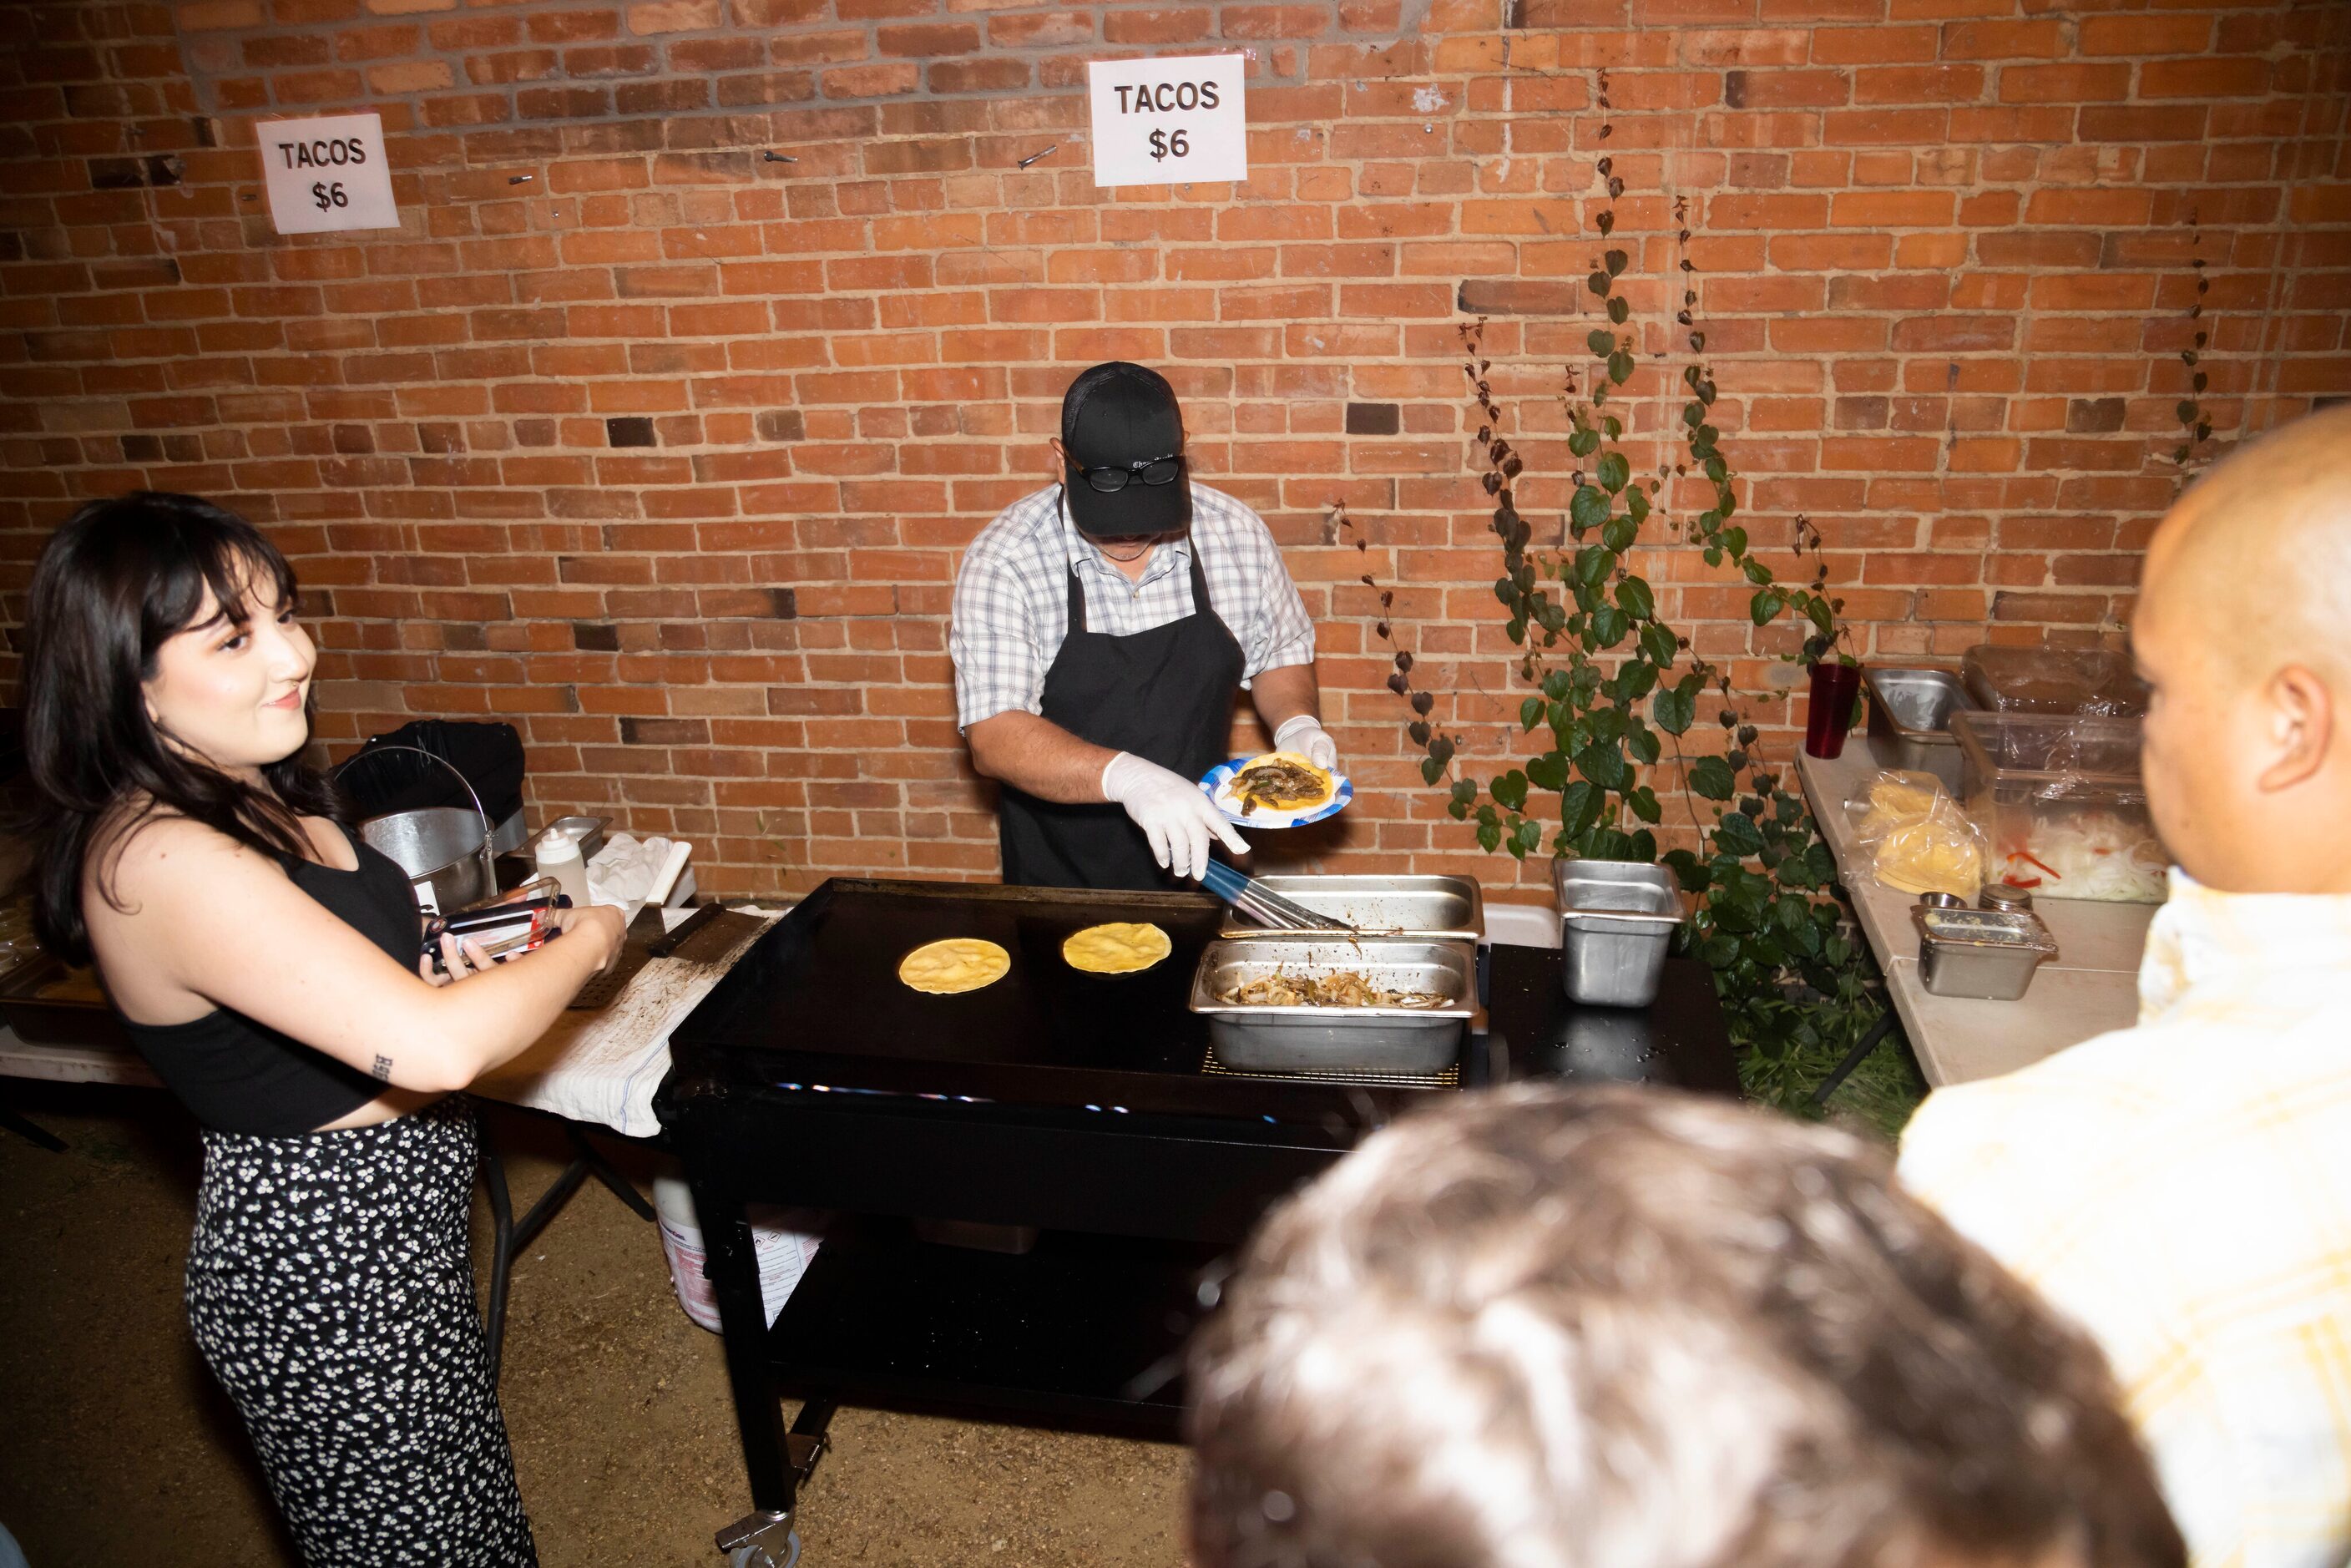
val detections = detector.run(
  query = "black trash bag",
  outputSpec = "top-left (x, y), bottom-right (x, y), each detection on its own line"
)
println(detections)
top-left (337, 721), bottom-right (524, 827)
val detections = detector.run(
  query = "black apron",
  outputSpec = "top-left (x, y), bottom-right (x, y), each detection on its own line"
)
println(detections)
top-left (998, 516), bottom-right (1246, 891)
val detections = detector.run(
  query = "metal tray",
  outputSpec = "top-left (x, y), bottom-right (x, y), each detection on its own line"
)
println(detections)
top-left (1864, 666), bottom-right (1977, 792)
top-left (1189, 938), bottom-right (1476, 1075)
top-left (1216, 874), bottom-right (1484, 942)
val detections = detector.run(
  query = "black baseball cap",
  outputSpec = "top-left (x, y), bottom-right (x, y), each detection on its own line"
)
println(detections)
top-left (1059, 362), bottom-right (1191, 539)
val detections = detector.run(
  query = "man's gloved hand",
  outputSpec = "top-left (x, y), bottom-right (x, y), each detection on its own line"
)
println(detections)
top-left (1272, 714), bottom-right (1341, 774)
top-left (1101, 751), bottom-right (1250, 881)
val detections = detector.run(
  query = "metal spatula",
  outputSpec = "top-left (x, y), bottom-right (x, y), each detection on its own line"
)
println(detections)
top-left (1199, 860), bottom-right (1352, 932)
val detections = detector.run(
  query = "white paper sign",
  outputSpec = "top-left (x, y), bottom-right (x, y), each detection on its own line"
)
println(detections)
top-left (1087, 54), bottom-right (1247, 189)
top-left (255, 113), bottom-right (399, 235)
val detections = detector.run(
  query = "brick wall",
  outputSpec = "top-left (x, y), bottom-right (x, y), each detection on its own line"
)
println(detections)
top-left (2, 0), bottom-right (2346, 898)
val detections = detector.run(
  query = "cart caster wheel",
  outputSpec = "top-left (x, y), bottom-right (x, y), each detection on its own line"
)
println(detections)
top-left (729, 1531), bottom-right (800, 1568)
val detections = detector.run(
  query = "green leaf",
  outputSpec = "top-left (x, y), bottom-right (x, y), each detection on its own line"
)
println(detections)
top-left (1714, 812), bottom-right (1765, 857)
top-left (1568, 427), bottom-right (1600, 458)
top-left (1626, 487), bottom-right (1650, 525)
top-left (1805, 594), bottom-right (1835, 635)
top-left (1575, 741), bottom-right (1631, 793)
top-left (1586, 270), bottom-right (1611, 298)
top-left (1541, 668), bottom-right (1573, 701)
top-left (1559, 779), bottom-right (1602, 836)
top-left (1512, 817), bottom-right (1544, 857)
top-left (1620, 660), bottom-right (1658, 702)
top-left (1420, 752), bottom-right (1447, 786)
top-left (1451, 777), bottom-right (1478, 808)
top-left (1590, 604), bottom-right (1629, 647)
top-left (1626, 784), bottom-right (1661, 823)
top-left (1662, 847), bottom-right (1711, 893)
top-left (1641, 621), bottom-right (1679, 669)
top-left (1689, 755), bottom-right (1737, 800)
top-left (1720, 525), bottom-right (1747, 558)
top-left (1570, 484), bottom-right (1610, 533)
top-left (1476, 817), bottom-right (1501, 852)
top-left (1604, 248), bottom-right (1628, 276)
top-left (1607, 350), bottom-right (1634, 386)
top-left (1741, 556), bottom-right (1773, 586)
top-left (1602, 514), bottom-right (1636, 552)
top-left (1575, 545), bottom-right (1616, 585)
top-left (1615, 576), bottom-right (1655, 621)
top-left (1595, 452), bottom-right (1631, 493)
top-left (1749, 588), bottom-right (1784, 626)
top-left (1520, 695), bottom-right (1545, 731)
top-left (1625, 721), bottom-right (1660, 761)
top-left (1653, 682), bottom-right (1695, 736)
top-left (1526, 750), bottom-right (1569, 793)
top-left (1606, 295), bottom-right (1629, 325)
top-left (1585, 329), bottom-right (1615, 357)
top-left (1490, 768), bottom-right (1529, 812)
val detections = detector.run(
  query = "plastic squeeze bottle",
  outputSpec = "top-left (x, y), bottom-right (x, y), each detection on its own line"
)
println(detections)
top-left (533, 828), bottom-right (590, 908)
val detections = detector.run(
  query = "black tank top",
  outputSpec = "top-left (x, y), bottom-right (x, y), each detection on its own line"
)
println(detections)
top-left (115, 822), bottom-right (424, 1136)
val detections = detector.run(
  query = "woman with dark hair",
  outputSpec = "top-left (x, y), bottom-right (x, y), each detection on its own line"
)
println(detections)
top-left (20, 492), bottom-right (624, 1566)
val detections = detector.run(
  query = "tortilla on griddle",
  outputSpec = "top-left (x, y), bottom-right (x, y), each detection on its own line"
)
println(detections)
top-left (1062, 922), bottom-right (1172, 975)
top-left (1221, 751), bottom-right (1337, 818)
top-left (897, 938), bottom-right (1011, 995)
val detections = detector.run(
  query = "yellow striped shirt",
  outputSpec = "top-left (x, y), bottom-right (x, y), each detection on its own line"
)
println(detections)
top-left (1899, 870), bottom-right (2351, 1568)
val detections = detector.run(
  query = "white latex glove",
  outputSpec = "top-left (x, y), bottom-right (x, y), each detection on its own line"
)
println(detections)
top-left (1272, 714), bottom-right (1341, 773)
top-left (1101, 751), bottom-right (1250, 881)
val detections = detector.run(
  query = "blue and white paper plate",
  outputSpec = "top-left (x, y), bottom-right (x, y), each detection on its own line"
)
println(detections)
top-left (1199, 756), bottom-right (1353, 829)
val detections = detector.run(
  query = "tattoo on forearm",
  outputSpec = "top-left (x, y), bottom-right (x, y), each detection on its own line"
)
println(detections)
top-left (372, 1054), bottom-right (392, 1083)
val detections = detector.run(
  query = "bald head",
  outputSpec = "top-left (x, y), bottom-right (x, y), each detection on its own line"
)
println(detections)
top-left (2142, 404), bottom-right (2351, 691)
top-left (2135, 404), bottom-right (2351, 893)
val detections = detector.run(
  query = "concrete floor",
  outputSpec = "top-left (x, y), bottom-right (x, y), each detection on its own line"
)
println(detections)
top-left (0, 1084), bottom-right (1192, 1566)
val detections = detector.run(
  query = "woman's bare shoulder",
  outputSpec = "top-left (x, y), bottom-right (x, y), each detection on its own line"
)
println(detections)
top-left (88, 800), bottom-right (277, 910)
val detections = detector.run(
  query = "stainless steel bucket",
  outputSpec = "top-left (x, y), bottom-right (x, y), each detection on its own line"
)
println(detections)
top-left (339, 744), bottom-right (497, 914)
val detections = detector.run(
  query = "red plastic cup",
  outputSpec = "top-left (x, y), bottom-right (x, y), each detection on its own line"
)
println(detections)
top-left (1804, 660), bottom-right (1863, 760)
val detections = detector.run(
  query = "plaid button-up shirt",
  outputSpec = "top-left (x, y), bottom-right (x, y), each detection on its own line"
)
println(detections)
top-left (949, 482), bottom-right (1317, 731)
top-left (1900, 869), bottom-right (2351, 1568)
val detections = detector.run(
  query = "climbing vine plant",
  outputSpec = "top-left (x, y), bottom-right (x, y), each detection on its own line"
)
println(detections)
top-left (2172, 212), bottom-right (2214, 482)
top-left (1402, 73), bottom-right (1890, 1108)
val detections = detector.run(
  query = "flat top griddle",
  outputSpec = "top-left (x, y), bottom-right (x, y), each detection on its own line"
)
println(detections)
top-left (668, 878), bottom-right (1739, 1125)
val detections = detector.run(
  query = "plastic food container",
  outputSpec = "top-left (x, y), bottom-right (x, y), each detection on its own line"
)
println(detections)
top-left (1912, 906), bottom-right (2058, 1000)
top-left (1551, 861), bottom-right (1680, 1009)
top-left (1863, 666), bottom-right (1978, 792)
top-left (1961, 644), bottom-right (2147, 718)
top-left (1950, 711), bottom-right (2166, 904)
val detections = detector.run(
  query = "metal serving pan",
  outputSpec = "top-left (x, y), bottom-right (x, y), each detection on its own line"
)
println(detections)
top-left (1189, 937), bottom-right (1476, 1075)
top-left (1216, 874), bottom-right (1484, 942)
top-left (1552, 860), bottom-right (1679, 1009)
top-left (1864, 666), bottom-right (1978, 792)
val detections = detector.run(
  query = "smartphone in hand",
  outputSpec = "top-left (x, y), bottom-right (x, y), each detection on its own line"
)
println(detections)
top-left (422, 896), bottom-right (569, 975)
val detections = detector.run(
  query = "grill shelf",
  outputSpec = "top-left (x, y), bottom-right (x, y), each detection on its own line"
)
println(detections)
top-left (1201, 1045), bottom-right (1461, 1091)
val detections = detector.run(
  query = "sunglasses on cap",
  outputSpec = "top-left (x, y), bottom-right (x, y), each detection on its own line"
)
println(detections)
top-left (1072, 453), bottom-right (1184, 493)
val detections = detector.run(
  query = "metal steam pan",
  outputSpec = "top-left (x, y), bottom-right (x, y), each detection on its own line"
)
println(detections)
top-left (1189, 937), bottom-right (1477, 1076)
top-left (1216, 874), bottom-right (1484, 942)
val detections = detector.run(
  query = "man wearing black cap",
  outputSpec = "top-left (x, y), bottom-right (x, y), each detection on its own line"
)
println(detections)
top-left (950, 362), bottom-right (1337, 890)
